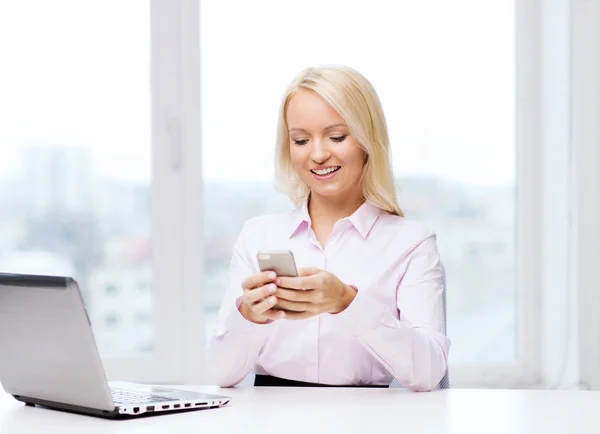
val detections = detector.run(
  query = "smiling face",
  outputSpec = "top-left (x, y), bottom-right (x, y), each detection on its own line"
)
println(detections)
top-left (286, 88), bottom-right (366, 203)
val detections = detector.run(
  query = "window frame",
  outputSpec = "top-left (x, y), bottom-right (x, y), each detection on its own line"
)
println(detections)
top-left (572, 0), bottom-right (600, 390)
top-left (452, 0), bottom-right (577, 388)
top-left (148, 0), bottom-right (578, 387)
top-left (103, 0), bottom-right (202, 384)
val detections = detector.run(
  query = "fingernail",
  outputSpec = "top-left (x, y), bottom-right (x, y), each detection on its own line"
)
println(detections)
top-left (268, 272), bottom-right (276, 279)
top-left (275, 278), bottom-right (281, 285)
top-left (278, 311), bottom-right (286, 319)
top-left (269, 296), bottom-right (276, 305)
top-left (268, 284), bottom-right (277, 293)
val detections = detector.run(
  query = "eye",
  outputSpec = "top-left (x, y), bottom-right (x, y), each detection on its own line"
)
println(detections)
top-left (330, 135), bottom-right (347, 143)
top-left (293, 139), bottom-right (309, 145)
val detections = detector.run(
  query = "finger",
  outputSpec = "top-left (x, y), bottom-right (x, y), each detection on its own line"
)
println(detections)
top-left (248, 297), bottom-right (286, 320)
top-left (277, 275), bottom-right (318, 290)
top-left (250, 295), bottom-right (279, 314)
top-left (275, 298), bottom-right (313, 312)
top-left (298, 267), bottom-right (321, 277)
top-left (276, 287), bottom-right (313, 302)
top-left (241, 271), bottom-right (277, 290)
top-left (281, 310), bottom-right (314, 320)
top-left (243, 283), bottom-right (277, 304)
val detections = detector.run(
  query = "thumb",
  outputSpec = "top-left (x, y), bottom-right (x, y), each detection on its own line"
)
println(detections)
top-left (297, 267), bottom-right (321, 277)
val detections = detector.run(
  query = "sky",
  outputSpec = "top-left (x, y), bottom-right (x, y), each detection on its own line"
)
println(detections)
top-left (0, 0), bottom-right (515, 186)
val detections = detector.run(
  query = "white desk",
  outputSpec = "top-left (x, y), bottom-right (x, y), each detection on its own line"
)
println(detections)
top-left (1, 386), bottom-right (599, 434)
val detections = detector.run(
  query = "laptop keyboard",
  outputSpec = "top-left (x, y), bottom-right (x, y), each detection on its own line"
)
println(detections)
top-left (111, 389), bottom-right (175, 405)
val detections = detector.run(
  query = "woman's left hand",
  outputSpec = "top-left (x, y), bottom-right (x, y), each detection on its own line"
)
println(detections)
top-left (275, 267), bottom-right (357, 320)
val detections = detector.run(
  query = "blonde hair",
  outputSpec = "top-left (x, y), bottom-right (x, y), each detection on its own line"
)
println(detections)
top-left (274, 65), bottom-right (403, 217)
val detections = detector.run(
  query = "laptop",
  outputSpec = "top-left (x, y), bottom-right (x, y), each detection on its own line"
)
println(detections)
top-left (0, 272), bottom-right (231, 419)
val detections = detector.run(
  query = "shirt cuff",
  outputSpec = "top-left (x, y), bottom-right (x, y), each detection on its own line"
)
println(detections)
top-left (221, 296), bottom-right (276, 340)
top-left (331, 286), bottom-right (385, 335)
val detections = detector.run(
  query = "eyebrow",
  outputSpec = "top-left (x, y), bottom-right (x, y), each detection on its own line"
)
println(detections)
top-left (289, 123), bottom-right (347, 133)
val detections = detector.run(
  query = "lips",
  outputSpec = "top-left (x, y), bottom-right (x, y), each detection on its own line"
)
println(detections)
top-left (310, 166), bottom-right (341, 176)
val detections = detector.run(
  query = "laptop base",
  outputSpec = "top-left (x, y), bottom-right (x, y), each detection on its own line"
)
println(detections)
top-left (13, 394), bottom-right (227, 420)
top-left (13, 395), bottom-right (122, 419)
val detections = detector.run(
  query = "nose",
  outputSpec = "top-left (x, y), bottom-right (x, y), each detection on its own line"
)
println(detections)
top-left (309, 138), bottom-right (331, 164)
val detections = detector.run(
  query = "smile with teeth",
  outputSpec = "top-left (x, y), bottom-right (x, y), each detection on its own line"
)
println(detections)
top-left (311, 166), bottom-right (341, 175)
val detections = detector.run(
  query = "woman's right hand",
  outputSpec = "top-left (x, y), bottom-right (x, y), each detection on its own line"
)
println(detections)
top-left (239, 271), bottom-right (286, 324)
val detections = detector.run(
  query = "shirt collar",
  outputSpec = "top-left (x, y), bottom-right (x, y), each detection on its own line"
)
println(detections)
top-left (348, 200), bottom-right (382, 239)
top-left (288, 195), bottom-right (382, 239)
top-left (289, 195), bottom-right (311, 239)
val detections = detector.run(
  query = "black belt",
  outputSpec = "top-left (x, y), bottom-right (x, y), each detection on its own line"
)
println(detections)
top-left (254, 374), bottom-right (389, 388)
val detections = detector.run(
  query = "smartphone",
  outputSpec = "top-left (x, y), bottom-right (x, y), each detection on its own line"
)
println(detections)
top-left (256, 250), bottom-right (298, 277)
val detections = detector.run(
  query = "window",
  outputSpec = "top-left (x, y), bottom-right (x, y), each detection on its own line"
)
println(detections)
top-left (200, 0), bottom-right (523, 380)
top-left (104, 313), bottom-right (120, 327)
top-left (137, 281), bottom-right (151, 292)
top-left (135, 312), bottom-right (153, 324)
top-left (195, 0), bottom-right (539, 385)
top-left (0, 0), bottom-right (190, 383)
top-left (0, 0), bottom-right (554, 386)
top-left (0, 0), bottom-right (153, 355)
top-left (105, 284), bottom-right (119, 295)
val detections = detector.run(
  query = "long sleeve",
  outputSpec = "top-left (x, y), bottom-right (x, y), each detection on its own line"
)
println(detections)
top-left (331, 234), bottom-right (450, 391)
top-left (205, 222), bottom-right (275, 387)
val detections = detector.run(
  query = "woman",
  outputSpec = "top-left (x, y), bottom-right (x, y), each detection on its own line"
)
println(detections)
top-left (206, 65), bottom-right (450, 391)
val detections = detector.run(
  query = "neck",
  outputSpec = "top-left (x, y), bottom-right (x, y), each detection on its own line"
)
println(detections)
top-left (308, 190), bottom-right (365, 225)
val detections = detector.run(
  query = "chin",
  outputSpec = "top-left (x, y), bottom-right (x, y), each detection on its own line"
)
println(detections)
top-left (310, 185), bottom-right (345, 197)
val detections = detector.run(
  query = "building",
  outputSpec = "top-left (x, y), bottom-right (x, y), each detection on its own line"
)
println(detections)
top-left (19, 146), bottom-right (94, 218)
